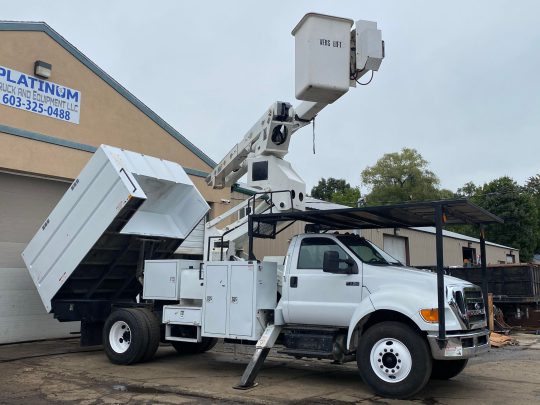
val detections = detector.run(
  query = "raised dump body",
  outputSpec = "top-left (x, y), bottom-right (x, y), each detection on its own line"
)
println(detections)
top-left (22, 145), bottom-right (209, 318)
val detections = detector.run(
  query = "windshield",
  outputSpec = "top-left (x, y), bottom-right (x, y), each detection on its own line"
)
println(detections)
top-left (337, 235), bottom-right (403, 266)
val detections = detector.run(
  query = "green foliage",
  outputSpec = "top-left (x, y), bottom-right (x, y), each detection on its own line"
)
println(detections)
top-left (310, 177), bottom-right (361, 207)
top-left (439, 188), bottom-right (455, 200)
top-left (311, 178), bottom-right (350, 201)
top-left (361, 148), bottom-right (445, 205)
top-left (311, 150), bottom-right (540, 261)
top-left (456, 181), bottom-right (478, 198)
top-left (331, 187), bottom-right (361, 207)
top-left (455, 177), bottom-right (538, 262)
top-left (524, 174), bottom-right (540, 255)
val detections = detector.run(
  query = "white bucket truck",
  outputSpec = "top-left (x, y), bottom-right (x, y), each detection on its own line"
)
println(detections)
top-left (22, 13), bottom-right (496, 399)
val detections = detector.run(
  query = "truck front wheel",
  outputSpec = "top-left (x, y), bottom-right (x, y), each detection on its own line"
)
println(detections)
top-left (357, 321), bottom-right (432, 399)
top-left (431, 359), bottom-right (468, 380)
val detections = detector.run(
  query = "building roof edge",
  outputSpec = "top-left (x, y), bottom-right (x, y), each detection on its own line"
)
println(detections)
top-left (0, 21), bottom-right (217, 169)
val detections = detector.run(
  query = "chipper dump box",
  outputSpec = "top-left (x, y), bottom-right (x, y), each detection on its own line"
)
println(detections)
top-left (22, 145), bottom-right (208, 327)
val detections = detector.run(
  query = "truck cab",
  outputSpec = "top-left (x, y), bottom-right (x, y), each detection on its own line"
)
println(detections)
top-left (276, 232), bottom-right (490, 397)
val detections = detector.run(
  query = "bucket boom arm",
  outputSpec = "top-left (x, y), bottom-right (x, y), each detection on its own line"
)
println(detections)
top-left (204, 15), bottom-right (384, 260)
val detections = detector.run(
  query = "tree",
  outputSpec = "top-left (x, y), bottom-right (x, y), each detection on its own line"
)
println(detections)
top-left (361, 148), bottom-right (444, 205)
top-left (456, 181), bottom-right (479, 198)
top-left (456, 177), bottom-right (538, 262)
top-left (331, 187), bottom-right (362, 207)
top-left (524, 174), bottom-right (540, 253)
top-left (310, 177), bottom-right (361, 207)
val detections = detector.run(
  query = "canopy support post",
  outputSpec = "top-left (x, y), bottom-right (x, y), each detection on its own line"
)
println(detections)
top-left (479, 225), bottom-right (489, 311)
top-left (435, 204), bottom-right (446, 345)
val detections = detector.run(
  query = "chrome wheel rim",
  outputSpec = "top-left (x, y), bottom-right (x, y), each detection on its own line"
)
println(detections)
top-left (370, 338), bottom-right (412, 383)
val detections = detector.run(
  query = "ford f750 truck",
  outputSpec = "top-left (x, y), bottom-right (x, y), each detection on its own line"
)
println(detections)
top-left (22, 12), bottom-right (501, 399)
top-left (22, 145), bottom-right (497, 399)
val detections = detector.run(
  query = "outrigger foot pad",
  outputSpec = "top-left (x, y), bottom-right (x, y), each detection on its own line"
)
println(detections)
top-left (234, 347), bottom-right (270, 390)
top-left (233, 382), bottom-right (259, 390)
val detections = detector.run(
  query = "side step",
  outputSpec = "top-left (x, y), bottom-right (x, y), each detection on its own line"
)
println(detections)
top-left (277, 348), bottom-right (333, 359)
top-left (233, 324), bottom-right (282, 390)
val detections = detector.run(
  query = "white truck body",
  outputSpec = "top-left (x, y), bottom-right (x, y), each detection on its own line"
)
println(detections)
top-left (19, 145), bottom-right (490, 399)
top-left (145, 233), bottom-right (488, 358)
top-left (22, 145), bottom-right (208, 312)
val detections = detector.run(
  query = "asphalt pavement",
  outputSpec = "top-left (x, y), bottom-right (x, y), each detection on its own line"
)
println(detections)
top-left (0, 334), bottom-right (539, 404)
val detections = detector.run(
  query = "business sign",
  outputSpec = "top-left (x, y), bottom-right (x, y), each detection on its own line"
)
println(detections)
top-left (0, 65), bottom-right (81, 124)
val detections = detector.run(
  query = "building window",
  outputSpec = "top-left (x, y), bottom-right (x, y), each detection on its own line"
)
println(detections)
top-left (462, 247), bottom-right (477, 267)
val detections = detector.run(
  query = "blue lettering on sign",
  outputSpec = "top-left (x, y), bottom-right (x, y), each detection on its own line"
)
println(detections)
top-left (56, 86), bottom-right (65, 98)
top-left (44, 81), bottom-right (54, 96)
top-left (0, 64), bottom-right (81, 124)
top-left (0, 66), bottom-right (80, 101)
top-left (17, 74), bottom-right (28, 86)
top-left (66, 88), bottom-right (78, 102)
top-left (6, 69), bottom-right (17, 84)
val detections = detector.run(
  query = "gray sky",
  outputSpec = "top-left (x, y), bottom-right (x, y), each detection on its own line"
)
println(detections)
top-left (4, 1), bottom-right (540, 193)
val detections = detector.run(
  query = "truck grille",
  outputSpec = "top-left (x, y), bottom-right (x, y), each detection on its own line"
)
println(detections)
top-left (449, 286), bottom-right (487, 329)
top-left (463, 288), bottom-right (486, 328)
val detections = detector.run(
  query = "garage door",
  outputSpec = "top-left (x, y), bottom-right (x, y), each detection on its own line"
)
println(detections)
top-left (175, 217), bottom-right (205, 256)
top-left (383, 234), bottom-right (408, 265)
top-left (0, 172), bottom-right (79, 343)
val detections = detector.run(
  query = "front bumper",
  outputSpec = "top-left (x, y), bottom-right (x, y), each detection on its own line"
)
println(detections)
top-left (426, 329), bottom-right (490, 360)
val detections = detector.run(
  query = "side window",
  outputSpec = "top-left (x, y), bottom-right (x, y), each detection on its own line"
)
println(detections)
top-left (297, 238), bottom-right (351, 270)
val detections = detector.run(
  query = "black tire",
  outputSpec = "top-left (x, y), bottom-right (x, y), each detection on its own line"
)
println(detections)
top-left (135, 308), bottom-right (161, 363)
top-left (103, 308), bottom-right (149, 365)
top-left (357, 321), bottom-right (432, 399)
top-left (431, 359), bottom-right (468, 380)
top-left (171, 337), bottom-right (218, 354)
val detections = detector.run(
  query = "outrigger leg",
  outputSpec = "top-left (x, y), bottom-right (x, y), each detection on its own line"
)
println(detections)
top-left (234, 324), bottom-right (282, 390)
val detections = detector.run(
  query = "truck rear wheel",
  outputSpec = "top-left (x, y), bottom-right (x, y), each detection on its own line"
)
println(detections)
top-left (431, 359), bottom-right (468, 380)
top-left (171, 337), bottom-right (218, 354)
top-left (357, 321), bottom-right (432, 399)
top-left (135, 308), bottom-right (161, 362)
top-left (103, 308), bottom-right (149, 365)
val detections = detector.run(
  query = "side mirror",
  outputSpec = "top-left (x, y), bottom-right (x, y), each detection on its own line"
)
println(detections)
top-left (323, 250), bottom-right (340, 273)
top-left (323, 251), bottom-right (358, 274)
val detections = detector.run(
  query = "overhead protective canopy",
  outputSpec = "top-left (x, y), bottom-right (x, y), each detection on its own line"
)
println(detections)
top-left (250, 199), bottom-right (502, 236)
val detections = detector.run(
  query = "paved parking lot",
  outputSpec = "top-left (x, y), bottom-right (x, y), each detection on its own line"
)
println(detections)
top-left (0, 334), bottom-right (539, 404)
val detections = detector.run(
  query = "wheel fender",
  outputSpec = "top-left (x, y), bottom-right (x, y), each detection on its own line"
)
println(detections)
top-left (346, 297), bottom-right (376, 350)
top-left (346, 290), bottom-right (432, 350)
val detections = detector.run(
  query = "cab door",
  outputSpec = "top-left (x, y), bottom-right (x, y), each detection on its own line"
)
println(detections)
top-left (286, 236), bottom-right (362, 326)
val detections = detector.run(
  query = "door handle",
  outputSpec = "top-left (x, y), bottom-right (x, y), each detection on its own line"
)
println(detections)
top-left (290, 276), bottom-right (298, 288)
